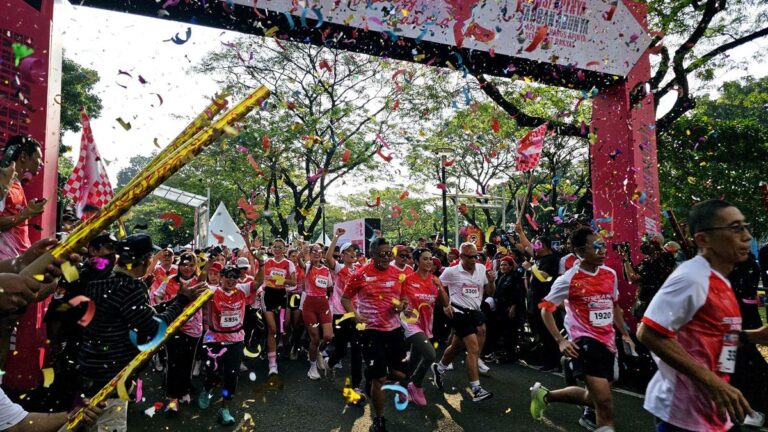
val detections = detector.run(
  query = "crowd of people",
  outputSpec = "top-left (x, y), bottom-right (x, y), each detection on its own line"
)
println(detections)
top-left (2, 135), bottom-right (768, 431)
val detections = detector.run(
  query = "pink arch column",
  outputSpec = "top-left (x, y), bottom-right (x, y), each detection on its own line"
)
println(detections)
top-left (1, 0), bottom-right (61, 389)
top-left (590, 2), bottom-right (659, 329)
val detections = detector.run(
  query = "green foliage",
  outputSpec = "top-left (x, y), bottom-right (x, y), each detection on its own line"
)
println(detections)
top-left (60, 56), bottom-right (103, 135)
top-left (658, 76), bottom-right (768, 238)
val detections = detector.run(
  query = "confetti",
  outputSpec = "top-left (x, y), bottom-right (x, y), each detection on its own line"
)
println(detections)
top-left (129, 316), bottom-right (167, 351)
top-left (167, 27), bottom-right (192, 45)
top-left (11, 43), bottom-right (34, 66)
top-left (116, 117), bottom-right (131, 131)
top-left (381, 384), bottom-right (409, 411)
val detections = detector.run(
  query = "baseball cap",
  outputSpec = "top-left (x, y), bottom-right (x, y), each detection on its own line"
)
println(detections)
top-left (116, 233), bottom-right (154, 262)
top-left (221, 265), bottom-right (241, 278)
top-left (236, 257), bottom-right (250, 269)
top-left (339, 242), bottom-right (357, 254)
top-left (209, 262), bottom-right (223, 273)
top-left (89, 232), bottom-right (117, 249)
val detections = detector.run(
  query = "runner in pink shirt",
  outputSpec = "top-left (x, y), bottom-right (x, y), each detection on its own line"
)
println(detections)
top-left (638, 200), bottom-right (768, 431)
top-left (402, 248), bottom-right (450, 406)
top-left (530, 228), bottom-right (634, 431)
top-left (343, 238), bottom-right (408, 432)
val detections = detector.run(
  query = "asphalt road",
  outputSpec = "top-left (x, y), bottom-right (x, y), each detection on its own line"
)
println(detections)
top-left (127, 354), bottom-right (654, 432)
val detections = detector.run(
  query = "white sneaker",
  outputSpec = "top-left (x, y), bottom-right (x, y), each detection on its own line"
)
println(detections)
top-left (445, 362), bottom-right (454, 371)
top-left (268, 365), bottom-right (278, 376)
top-left (307, 365), bottom-right (321, 380)
top-left (478, 359), bottom-right (490, 374)
top-left (316, 353), bottom-right (328, 371)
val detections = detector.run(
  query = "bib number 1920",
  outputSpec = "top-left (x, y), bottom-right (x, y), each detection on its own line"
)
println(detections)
top-left (589, 310), bottom-right (612, 326)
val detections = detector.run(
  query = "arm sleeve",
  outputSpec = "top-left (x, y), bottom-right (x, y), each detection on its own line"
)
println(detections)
top-left (540, 270), bottom-right (572, 311)
top-left (641, 270), bottom-right (706, 337)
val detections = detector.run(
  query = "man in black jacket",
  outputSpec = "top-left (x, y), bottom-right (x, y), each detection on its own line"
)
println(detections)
top-left (77, 233), bottom-right (206, 431)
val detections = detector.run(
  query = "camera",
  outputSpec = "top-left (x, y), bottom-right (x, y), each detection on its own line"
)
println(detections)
top-left (612, 242), bottom-right (631, 256)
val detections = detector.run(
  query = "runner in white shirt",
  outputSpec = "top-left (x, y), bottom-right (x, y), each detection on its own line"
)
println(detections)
top-left (529, 228), bottom-right (634, 431)
top-left (431, 242), bottom-right (496, 402)
top-left (638, 200), bottom-right (768, 431)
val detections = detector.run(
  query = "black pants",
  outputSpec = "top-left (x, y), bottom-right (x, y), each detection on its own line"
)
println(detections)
top-left (165, 333), bottom-right (200, 399)
top-left (529, 309), bottom-right (562, 368)
top-left (203, 341), bottom-right (244, 400)
top-left (242, 306), bottom-right (264, 352)
top-left (328, 315), bottom-right (363, 388)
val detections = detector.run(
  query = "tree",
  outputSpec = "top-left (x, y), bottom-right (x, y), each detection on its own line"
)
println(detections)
top-left (194, 38), bottom-right (428, 239)
top-left (473, 1), bottom-right (768, 137)
top-left (658, 76), bottom-right (768, 238)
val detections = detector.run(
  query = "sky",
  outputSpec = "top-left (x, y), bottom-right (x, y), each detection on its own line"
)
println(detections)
top-left (56, 3), bottom-right (768, 202)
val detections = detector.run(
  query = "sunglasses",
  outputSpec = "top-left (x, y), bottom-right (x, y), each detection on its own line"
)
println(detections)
top-left (399, 254), bottom-right (412, 259)
top-left (460, 253), bottom-right (481, 260)
top-left (376, 251), bottom-right (394, 258)
top-left (701, 223), bottom-right (750, 234)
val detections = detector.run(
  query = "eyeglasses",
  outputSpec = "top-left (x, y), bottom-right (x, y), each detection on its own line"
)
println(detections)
top-left (377, 251), bottom-right (394, 258)
top-left (701, 223), bottom-right (750, 234)
top-left (399, 254), bottom-right (412, 259)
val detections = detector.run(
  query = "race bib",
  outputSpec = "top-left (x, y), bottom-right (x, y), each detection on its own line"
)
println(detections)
top-left (589, 309), bottom-right (613, 326)
top-left (717, 333), bottom-right (738, 373)
top-left (269, 269), bottom-right (286, 286)
top-left (220, 310), bottom-right (241, 328)
top-left (462, 284), bottom-right (480, 298)
top-left (315, 276), bottom-right (330, 288)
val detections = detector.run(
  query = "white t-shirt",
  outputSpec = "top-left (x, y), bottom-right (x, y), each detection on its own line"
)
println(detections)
top-left (0, 387), bottom-right (27, 430)
top-left (439, 263), bottom-right (488, 311)
top-left (641, 255), bottom-right (742, 432)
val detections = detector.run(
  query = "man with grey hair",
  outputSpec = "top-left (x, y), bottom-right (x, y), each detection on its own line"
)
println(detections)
top-left (431, 242), bottom-right (496, 402)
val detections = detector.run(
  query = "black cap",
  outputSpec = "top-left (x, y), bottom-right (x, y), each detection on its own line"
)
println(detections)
top-left (89, 232), bottom-right (117, 249)
top-left (220, 265), bottom-right (241, 278)
top-left (116, 233), bottom-right (154, 261)
top-left (62, 213), bottom-right (78, 222)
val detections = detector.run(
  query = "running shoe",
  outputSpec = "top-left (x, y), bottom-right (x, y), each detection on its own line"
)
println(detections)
top-left (268, 365), bottom-right (278, 376)
top-left (197, 391), bottom-right (211, 410)
top-left (407, 382), bottom-right (427, 406)
top-left (430, 363), bottom-right (445, 390)
top-left (369, 416), bottom-right (388, 432)
top-left (289, 347), bottom-right (299, 361)
top-left (308, 365), bottom-right (321, 380)
top-left (530, 382), bottom-right (549, 420)
top-left (472, 386), bottom-right (493, 402)
top-left (445, 362), bottom-right (454, 371)
top-left (578, 408), bottom-right (597, 431)
top-left (478, 359), bottom-right (490, 374)
top-left (217, 407), bottom-right (236, 426)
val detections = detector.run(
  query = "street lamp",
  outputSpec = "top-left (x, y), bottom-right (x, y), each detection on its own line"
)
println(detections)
top-left (435, 147), bottom-right (452, 246)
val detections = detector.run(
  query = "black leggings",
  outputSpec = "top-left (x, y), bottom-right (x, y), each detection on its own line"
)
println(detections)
top-left (164, 333), bottom-right (200, 399)
top-left (327, 316), bottom-right (363, 388)
top-left (203, 341), bottom-right (244, 400)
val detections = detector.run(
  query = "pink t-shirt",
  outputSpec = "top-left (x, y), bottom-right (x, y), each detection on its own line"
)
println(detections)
top-left (0, 181), bottom-right (30, 260)
top-left (343, 263), bottom-right (405, 332)
top-left (540, 265), bottom-right (619, 352)
top-left (304, 265), bottom-right (333, 297)
top-left (204, 283), bottom-right (253, 344)
top-left (149, 264), bottom-right (177, 305)
top-left (641, 256), bottom-right (742, 431)
top-left (330, 262), bottom-right (358, 315)
top-left (162, 276), bottom-right (203, 337)
top-left (402, 272), bottom-right (441, 339)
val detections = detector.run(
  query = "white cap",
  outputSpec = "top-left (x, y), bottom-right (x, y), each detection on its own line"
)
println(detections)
top-left (236, 257), bottom-right (250, 269)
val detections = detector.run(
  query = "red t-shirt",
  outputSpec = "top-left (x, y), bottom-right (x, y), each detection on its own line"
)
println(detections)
top-left (343, 263), bottom-right (405, 332)
top-left (403, 272), bottom-right (442, 339)
top-left (204, 284), bottom-right (253, 344)
top-left (264, 258), bottom-right (295, 289)
top-left (304, 265), bottom-right (333, 297)
top-left (0, 180), bottom-right (30, 260)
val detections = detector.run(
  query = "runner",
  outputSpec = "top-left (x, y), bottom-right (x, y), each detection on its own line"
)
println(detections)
top-left (301, 243), bottom-right (334, 380)
top-left (199, 265), bottom-right (259, 425)
top-left (431, 242), bottom-right (496, 402)
top-left (342, 238), bottom-right (409, 432)
top-left (530, 227), bottom-right (634, 432)
top-left (326, 228), bottom-right (364, 399)
top-left (154, 252), bottom-right (203, 415)
top-left (403, 248), bottom-right (450, 406)
top-left (637, 200), bottom-right (768, 431)
top-left (261, 239), bottom-right (296, 376)
top-left (285, 247), bottom-right (305, 361)
top-left (391, 245), bottom-right (414, 275)
top-left (558, 239), bottom-right (580, 275)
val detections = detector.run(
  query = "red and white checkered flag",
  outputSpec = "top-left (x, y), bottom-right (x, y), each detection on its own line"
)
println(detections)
top-left (62, 109), bottom-right (114, 220)
top-left (515, 123), bottom-right (548, 172)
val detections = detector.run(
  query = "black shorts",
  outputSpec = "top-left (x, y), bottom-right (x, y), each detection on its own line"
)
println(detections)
top-left (359, 328), bottom-right (407, 379)
top-left (567, 337), bottom-right (618, 382)
top-left (263, 288), bottom-right (286, 313)
top-left (448, 307), bottom-right (486, 338)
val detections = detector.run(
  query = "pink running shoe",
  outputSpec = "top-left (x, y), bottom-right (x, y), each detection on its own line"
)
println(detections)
top-left (408, 382), bottom-right (427, 406)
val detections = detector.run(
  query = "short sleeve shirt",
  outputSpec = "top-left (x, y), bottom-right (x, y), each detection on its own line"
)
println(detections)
top-left (641, 256), bottom-right (742, 432)
top-left (204, 283), bottom-right (252, 344)
top-left (439, 264), bottom-right (488, 310)
top-left (330, 262), bottom-right (358, 315)
top-left (558, 253), bottom-right (580, 275)
top-left (0, 180), bottom-right (30, 260)
top-left (304, 264), bottom-right (333, 297)
top-left (0, 387), bottom-right (27, 430)
top-left (264, 258), bottom-right (296, 289)
top-left (402, 272), bottom-right (441, 339)
top-left (343, 263), bottom-right (405, 332)
top-left (541, 265), bottom-right (619, 352)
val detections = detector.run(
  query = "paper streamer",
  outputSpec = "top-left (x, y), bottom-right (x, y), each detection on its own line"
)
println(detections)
top-left (524, 26), bottom-right (549, 52)
top-left (401, 309), bottom-right (419, 324)
top-left (42, 368), bottom-right (54, 388)
top-left (381, 384), bottom-right (409, 411)
top-left (531, 265), bottom-right (552, 282)
top-left (335, 312), bottom-right (355, 325)
top-left (129, 317), bottom-right (168, 352)
top-left (206, 346), bottom-right (228, 371)
top-left (61, 261), bottom-right (80, 283)
top-left (69, 295), bottom-right (96, 327)
top-left (135, 378), bottom-right (143, 402)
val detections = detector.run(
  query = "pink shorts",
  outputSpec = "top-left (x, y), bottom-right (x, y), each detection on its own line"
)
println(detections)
top-left (301, 296), bottom-right (332, 326)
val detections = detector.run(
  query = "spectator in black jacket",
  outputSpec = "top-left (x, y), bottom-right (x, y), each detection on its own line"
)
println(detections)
top-left (76, 233), bottom-right (207, 431)
top-left (493, 256), bottom-right (526, 362)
